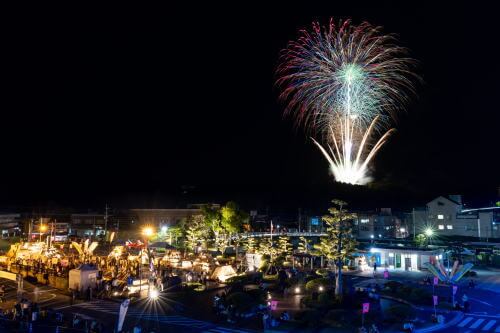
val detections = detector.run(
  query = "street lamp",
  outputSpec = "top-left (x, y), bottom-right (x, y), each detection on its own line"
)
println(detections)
top-left (424, 228), bottom-right (434, 237)
top-left (141, 226), bottom-right (155, 296)
top-left (142, 227), bottom-right (154, 237)
top-left (39, 224), bottom-right (47, 242)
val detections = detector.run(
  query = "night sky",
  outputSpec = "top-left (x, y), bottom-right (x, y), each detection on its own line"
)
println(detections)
top-left (2, 3), bottom-right (499, 212)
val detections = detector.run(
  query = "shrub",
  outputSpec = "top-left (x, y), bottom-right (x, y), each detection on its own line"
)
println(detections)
top-left (316, 268), bottom-right (329, 277)
top-left (465, 270), bottom-right (477, 277)
top-left (408, 288), bottom-right (432, 305)
top-left (324, 309), bottom-right (349, 323)
top-left (184, 282), bottom-right (205, 291)
top-left (306, 278), bottom-right (333, 292)
top-left (384, 305), bottom-right (414, 322)
top-left (226, 292), bottom-right (254, 311)
top-left (295, 310), bottom-right (322, 328)
top-left (384, 281), bottom-right (403, 293)
top-left (226, 275), bottom-right (250, 284)
top-left (246, 289), bottom-right (267, 304)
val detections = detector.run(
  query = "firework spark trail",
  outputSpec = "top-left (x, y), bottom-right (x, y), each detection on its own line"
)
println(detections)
top-left (276, 19), bottom-right (417, 185)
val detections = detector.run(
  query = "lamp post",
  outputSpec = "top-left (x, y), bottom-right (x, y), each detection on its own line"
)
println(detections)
top-left (39, 224), bottom-right (47, 243)
top-left (141, 227), bottom-right (155, 296)
top-left (424, 228), bottom-right (434, 247)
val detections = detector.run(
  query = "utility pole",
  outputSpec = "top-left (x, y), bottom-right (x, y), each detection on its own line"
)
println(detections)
top-left (28, 219), bottom-right (33, 242)
top-left (412, 208), bottom-right (416, 241)
top-left (104, 204), bottom-right (109, 240)
top-left (298, 208), bottom-right (302, 233)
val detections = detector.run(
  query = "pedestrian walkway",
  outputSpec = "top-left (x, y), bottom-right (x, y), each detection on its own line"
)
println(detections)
top-left (59, 300), bottom-right (252, 331)
top-left (452, 314), bottom-right (500, 331)
top-left (202, 327), bottom-right (253, 333)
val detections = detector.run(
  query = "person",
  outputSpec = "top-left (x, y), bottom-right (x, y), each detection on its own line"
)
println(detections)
top-left (373, 262), bottom-right (377, 272)
top-left (262, 312), bottom-right (269, 330)
top-left (403, 322), bottom-right (414, 332)
top-left (31, 302), bottom-right (39, 322)
top-left (70, 288), bottom-right (76, 305)
top-left (280, 311), bottom-right (290, 321)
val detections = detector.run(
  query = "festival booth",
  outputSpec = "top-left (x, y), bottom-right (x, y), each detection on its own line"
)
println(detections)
top-left (69, 264), bottom-right (99, 292)
top-left (160, 250), bottom-right (182, 267)
top-left (210, 265), bottom-right (237, 282)
top-left (245, 253), bottom-right (263, 272)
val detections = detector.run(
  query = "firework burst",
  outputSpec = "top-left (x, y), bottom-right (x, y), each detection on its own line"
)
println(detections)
top-left (276, 19), bottom-right (417, 185)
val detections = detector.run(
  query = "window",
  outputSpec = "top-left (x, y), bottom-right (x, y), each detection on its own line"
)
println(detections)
top-left (447, 225), bottom-right (453, 230)
top-left (438, 225), bottom-right (444, 230)
top-left (438, 214), bottom-right (444, 220)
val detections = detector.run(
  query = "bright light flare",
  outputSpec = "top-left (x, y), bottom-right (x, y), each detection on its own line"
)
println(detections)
top-left (149, 289), bottom-right (159, 300)
top-left (424, 228), bottom-right (434, 237)
top-left (142, 227), bottom-right (154, 237)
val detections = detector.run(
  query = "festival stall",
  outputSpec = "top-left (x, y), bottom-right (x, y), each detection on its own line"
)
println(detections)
top-left (68, 264), bottom-right (99, 292)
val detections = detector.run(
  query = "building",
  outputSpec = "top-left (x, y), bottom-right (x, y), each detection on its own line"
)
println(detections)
top-left (70, 213), bottom-right (106, 237)
top-left (129, 208), bottom-right (202, 228)
top-left (367, 245), bottom-right (443, 271)
top-left (355, 208), bottom-right (409, 239)
top-left (412, 195), bottom-right (500, 239)
top-left (0, 214), bottom-right (21, 238)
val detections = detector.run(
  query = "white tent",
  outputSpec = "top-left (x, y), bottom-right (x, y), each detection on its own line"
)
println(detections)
top-left (69, 264), bottom-right (99, 292)
top-left (210, 265), bottom-right (237, 282)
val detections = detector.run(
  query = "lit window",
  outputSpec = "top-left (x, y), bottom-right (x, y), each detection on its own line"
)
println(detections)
top-left (400, 228), bottom-right (406, 232)
top-left (438, 214), bottom-right (444, 220)
top-left (438, 225), bottom-right (444, 230)
top-left (447, 225), bottom-right (453, 230)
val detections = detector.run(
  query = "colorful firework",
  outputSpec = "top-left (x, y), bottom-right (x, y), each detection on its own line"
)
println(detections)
top-left (276, 19), bottom-right (417, 185)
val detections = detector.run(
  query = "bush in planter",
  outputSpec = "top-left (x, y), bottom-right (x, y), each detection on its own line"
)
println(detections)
top-left (408, 288), bottom-right (432, 305)
top-left (246, 289), bottom-right (267, 304)
top-left (295, 309), bottom-right (322, 328)
top-left (465, 270), bottom-right (477, 277)
top-left (226, 292), bottom-right (255, 312)
top-left (315, 268), bottom-right (329, 277)
top-left (324, 309), bottom-right (350, 326)
top-left (226, 275), bottom-right (250, 284)
top-left (384, 281), bottom-right (403, 293)
top-left (305, 278), bottom-right (333, 292)
top-left (384, 305), bottom-right (414, 323)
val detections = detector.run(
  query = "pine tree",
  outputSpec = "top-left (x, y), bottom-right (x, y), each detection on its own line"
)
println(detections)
top-left (320, 199), bottom-right (357, 297)
top-left (245, 236), bottom-right (258, 253)
top-left (277, 235), bottom-right (292, 262)
top-left (298, 236), bottom-right (311, 254)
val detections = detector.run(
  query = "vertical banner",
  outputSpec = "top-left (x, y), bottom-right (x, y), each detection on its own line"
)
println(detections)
top-left (270, 300), bottom-right (278, 311)
top-left (383, 270), bottom-right (389, 279)
top-left (433, 276), bottom-right (439, 285)
top-left (117, 298), bottom-right (130, 332)
top-left (452, 285), bottom-right (458, 295)
top-left (433, 295), bottom-right (438, 306)
top-left (362, 302), bottom-right (370, 313)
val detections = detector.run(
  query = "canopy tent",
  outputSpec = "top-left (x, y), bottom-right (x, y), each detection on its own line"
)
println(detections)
top-left (69, 264), bottom-right (99, 292)
top-left (210, 265), bottom-right (236, 282)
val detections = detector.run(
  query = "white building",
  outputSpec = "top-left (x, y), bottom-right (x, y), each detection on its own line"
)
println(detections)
top-left (367, 246), bottom-right (443, 271)
top-left (413, 195), bottom-right (500, 239)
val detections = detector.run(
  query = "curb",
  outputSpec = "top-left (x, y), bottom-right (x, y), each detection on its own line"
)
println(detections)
top-left (414, 311), bottom-right (464, 333)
